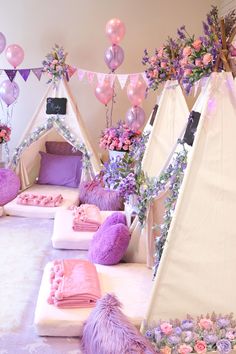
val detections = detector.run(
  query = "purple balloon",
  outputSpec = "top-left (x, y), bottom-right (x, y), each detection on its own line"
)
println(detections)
top-left (0, 32), bottom-right (6, 55)
top-left (125, 106), bottom-right (146, 131)
top-left (104, 44), bottom-right (124, 71)
top-left (0, 80), bottom-right (20, 106)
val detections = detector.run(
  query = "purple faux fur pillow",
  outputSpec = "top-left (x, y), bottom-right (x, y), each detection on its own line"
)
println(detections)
top-left (79, 181), bottom-right (124, 211)
top-left (81, 293), bottom-right (156, 354)
top-left (88, 223), bottom-right (130, 265)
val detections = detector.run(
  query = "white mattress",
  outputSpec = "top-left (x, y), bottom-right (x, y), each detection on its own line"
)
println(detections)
top-left (52, 209), bottom-right (116, 250)
top-left (3, 184), bottom-right (79, 219)
top-left (34, 262), bottom-right (152, 337)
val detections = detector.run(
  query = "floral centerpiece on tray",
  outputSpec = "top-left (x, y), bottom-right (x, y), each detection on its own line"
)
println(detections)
top-left (142, 36), bottom-right (183, 91)
top-left (144, 313), bottom-right (236, 354)
top-left (99, 121), bottom-right (142, 152)
top-left (179, 6), bottom-right (236, 94)
top-left (0, 124), bottom-right (11, 144)
top-left (42, 44), bottom-right (68, 84)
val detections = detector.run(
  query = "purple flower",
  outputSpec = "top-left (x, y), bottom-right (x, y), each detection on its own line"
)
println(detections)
top-left (181, 320), bottom-right (194, 330)
top-left (204, 334), bottom-right (218, 344)
top-left (167, 335), bottom-right (181, 345)
top-left (145, 329), bottom-right (154, 339)
top-left (216, 339), bottom-right (232, 353)
top-left (217, 318), bottom-right (230, 329)
top-left (174, 327), bottom-right (182, 335)
top-left (154, 328), bottom-right (162, 341)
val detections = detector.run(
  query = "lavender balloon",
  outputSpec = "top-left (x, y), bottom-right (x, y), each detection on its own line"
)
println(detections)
top-left (125, 106), bottom-right (146, 131)
top-left (0, 80), bottom-right (20, 106)
top-left (104, 44), bottom-right (124, 71)
top-left (0, 32), bottom-right (6, 55)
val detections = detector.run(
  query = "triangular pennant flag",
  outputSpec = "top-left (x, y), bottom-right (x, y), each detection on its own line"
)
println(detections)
top-left (67, 65), bottom-right (77, 79)
top-left (141, 72), bottom-right (149, 86)
top-left (129, 73), bottom-right (139, 86)
top-left (117, 74), bottom-right (128, 89)
top-left (109, 73), bottom-right (116, 87)
top-left (77, 69), bottom-right (85, 81)
top-left (5, 69), bottom-right (17, 82)
top-left (32, 68), bottom-right (43, 81)
top-left (18, 69), bottom-right (31, 82)
top-left (86, 71), bottom-right (95, 85)
top-left (97, 72), bottom-right (106, 85)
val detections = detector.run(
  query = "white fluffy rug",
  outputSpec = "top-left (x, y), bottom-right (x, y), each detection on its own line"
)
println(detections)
top-left (0, 216), bottom-right (52, 332)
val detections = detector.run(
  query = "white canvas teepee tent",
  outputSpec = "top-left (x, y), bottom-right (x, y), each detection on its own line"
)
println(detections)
top-left (12, 80), bottom-right (100, 189)
top-left (124, 81), bottom-right (189, 267)
top-left (144, 72), bottom-right (236, 325)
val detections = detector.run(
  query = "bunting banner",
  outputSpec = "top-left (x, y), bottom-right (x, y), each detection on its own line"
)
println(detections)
top-left (117, 74), bottom-right (129, 89)
top-left (77, 69), bottom-right (85, 81)
top-left (86, 71), bottom-right (95, 85)
top-left (5, 69), bottom-right (17, 82)
top-left (32, 68), bottom-right (43, 81)
top-left (18, 69), bottom-right (31, 82)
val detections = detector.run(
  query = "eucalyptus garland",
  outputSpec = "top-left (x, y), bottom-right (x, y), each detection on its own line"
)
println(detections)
top-left (11, 115), bottom-right (93, 174)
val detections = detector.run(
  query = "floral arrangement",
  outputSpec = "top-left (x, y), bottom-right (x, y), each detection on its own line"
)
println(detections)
top-left (142, 37), bottom-right (183, 91)
top-left (99, 121), bottom-right (142, 152)
top-left (145, 313), bottom-right (236, 354)
top-left (42, 44), bottom-right (68, 84)
top-left (0, 124), bottom-right (11, 144)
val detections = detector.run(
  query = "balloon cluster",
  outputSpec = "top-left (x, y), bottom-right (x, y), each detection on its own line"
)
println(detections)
top-left (0, 32), bottom-right (24, 107)
top-left (126, 79), bottom-right (146, 130)
top-left (95, 18), bottom-right (126, 107)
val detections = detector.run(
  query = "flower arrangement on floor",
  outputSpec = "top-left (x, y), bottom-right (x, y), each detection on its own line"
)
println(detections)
top-left (0, 124), bottom-right (11, 144)
top-left (142, 36), bottom-right (183, 91)
top-left (145, 313), bottom-right (236, 354)
top-left (42, 44), bottom-right (68, 84)
top-left (99, 121), bottom-right (142, 152)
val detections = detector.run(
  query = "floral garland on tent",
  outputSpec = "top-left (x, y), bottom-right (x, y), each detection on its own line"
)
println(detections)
top-left (11, 116), bottom-right (92, 173)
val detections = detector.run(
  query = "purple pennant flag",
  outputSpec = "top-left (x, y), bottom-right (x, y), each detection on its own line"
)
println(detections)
top-left (32, 67), bottom-right (43, 81)
top-left (18, 69), bottom-right (31, 81)
top-left (5, 69), bottom-right (17, 82)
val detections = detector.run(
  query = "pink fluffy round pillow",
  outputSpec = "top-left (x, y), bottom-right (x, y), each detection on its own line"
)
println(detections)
top-left (0, 168), bottom-right (20, 206)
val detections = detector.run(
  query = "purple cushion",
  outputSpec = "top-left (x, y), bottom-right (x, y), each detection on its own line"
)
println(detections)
top-left (0, 168), bottom-right (20, 206)
top-left (38, 151), bottom-right (82, 188)
top-left (45, 141), bottom-right (83, 156)
top-left (99, 212), bottom-right (127, 231)
top-left (88, 223), bottom-right (130, 265)
top-left (82, 293), bottom-right (156, 354)
top-left (79, 181), bottom-right (124, 210)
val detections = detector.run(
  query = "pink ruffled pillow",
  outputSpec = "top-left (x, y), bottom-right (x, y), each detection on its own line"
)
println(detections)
top-left (88, 214), bottom-right (130, 265)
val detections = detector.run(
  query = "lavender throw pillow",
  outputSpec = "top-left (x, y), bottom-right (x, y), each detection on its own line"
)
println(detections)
top-left (88, 223), bottom-right (130, 265)
top-left (45, 141), bottom-right (83, 156)
top-left (38, 151), bottom-right (82, 188)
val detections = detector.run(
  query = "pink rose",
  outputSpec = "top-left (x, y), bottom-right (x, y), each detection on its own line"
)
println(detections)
top-left (178, 344), bottom-right (193, 354)
top-left (192, 39), bottom-right (202, 52)
top-left (195, 58), bottom-right (202, 66)
top-left (183, 46), bottom-right (192, 57)
top-left (150, 56), bottom-right (157, 64)
top-left (226, 331), bottom-right (235, 340)
top-left (158, 47), bottom-right (164, 58)
top-left (180, 57), bottom-right (188, 68)
top-left (52, 59), bottom-right (58, 65)
top-left (194, 341), bottom-right (207, 354)
top-left (161, 61), bottom-right (167, 68)
top-left (184, 69), bottom-right (192, 77)
top-left (202, 53), bottom-right (213, 66)
top-left (199, 318), bottom-right (213, 330)
top-left (161, 346), bottom-right (172, 354)
top-left (160, 322), bottom-right (173, 335)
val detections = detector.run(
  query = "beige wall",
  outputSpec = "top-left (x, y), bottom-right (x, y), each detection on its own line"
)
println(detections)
top-left (0, 0), bottom-right (219, 156)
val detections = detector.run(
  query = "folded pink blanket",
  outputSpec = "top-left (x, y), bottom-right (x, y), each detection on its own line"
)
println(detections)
top-left (17, 193), bottom-right (63, 207)
top-left (72, 204), bottom-right (101, 232)
top-left (48, 259), bottom-right (101, 308)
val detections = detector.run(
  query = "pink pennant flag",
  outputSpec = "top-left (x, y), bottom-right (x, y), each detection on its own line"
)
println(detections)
top-left (32, 68), bottom-right (43, 81)
top-left (97, 72), bottom-right (106, 85)
top-left (141, 72), bottom-right (149, 86)
top-left (67, 65), bottom-right (77, 79)
top-left (86, 71), bottom-right (95, 85)
top-left (117, 74), bottom-right (128, 89)
top-left (129, 73), bottom-right (139, 86)
top-left (77, 69), bottom-right (85, 81)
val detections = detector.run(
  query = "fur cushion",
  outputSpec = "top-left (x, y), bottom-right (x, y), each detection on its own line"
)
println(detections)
top-left (88, 222), bottom-right (130, 265)
top-left (0, 169), bottom-right (20, 206)
top-left (82, 293), bottom-right (156, 354)
top-left (79, 181), bottom-right (124, 211)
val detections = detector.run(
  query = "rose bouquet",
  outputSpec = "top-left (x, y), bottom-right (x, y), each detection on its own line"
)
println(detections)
top-left (99, 121), bottom-right (141, 152)
top-left (145, 313), bottom-right (236, 354)
top-left (0, 124), bottom-right (11, 144)
top-left (42, 44), bottom-right (68, 84)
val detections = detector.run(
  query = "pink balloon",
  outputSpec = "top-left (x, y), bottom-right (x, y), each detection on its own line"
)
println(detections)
top-left (104, 44), bottom-right (124, 71)
top-left (5, 44), bottom-right (24, 68)
top-left (125, 106), bottom-right (146, 131)
top-left (0, 32), bottom-right (6, 55)
top-left (127, 80), bottom-right (147, 106)
top-left (105, 18), bottom-right (126, 45)
top-left (0, 80), bottom-right (20, 106)
top-left (95, 80), bottom-right (113, 105)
